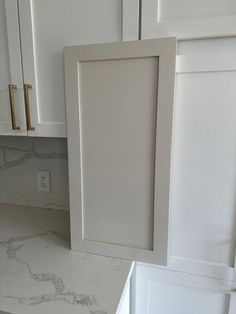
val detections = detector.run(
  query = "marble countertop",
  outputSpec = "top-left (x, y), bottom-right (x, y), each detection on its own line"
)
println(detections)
top-left (0, 203), bottom-right (134, 314)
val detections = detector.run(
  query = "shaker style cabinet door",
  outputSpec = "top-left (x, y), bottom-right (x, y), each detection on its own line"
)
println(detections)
top-left (17, 0), bottom-right (68, 137)
top-left (0, 0), bottom-right (26, 135)
top-left (17, 0), bottom-right (123, 137)
top-left (134, 264), bottom-right (236, 314)
top-left (64, 38), bottom-right (176, 264)
top-left (141, 0), bottom-right (236, 39)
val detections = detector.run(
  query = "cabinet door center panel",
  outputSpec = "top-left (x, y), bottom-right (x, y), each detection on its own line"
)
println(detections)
top-left (78, 57), bottom-right (159, 250)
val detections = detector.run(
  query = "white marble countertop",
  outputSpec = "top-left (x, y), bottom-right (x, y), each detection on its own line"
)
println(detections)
top-left (0, 203), bottom-right (133, 314)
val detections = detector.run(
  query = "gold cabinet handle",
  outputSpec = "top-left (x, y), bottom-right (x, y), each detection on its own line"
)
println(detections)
top-left (23, 84), bottom-right (35, 131)
top-left (8, 84), bottom-right (20, 130)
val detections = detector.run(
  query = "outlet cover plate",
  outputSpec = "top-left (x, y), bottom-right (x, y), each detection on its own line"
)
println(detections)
top-left (37, 170), bottom-right (50, 192)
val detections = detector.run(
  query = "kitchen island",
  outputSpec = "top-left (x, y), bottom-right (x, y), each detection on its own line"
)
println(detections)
top-left (0, 203), bottom-right (134, 314)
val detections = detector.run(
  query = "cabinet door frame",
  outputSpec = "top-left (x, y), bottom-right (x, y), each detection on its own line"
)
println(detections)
top-left (133, 262), bottom-right (236, 314)
top-left (141, 0), bottom-right (236, 40)
top-left (0, 0), bottom-right (27, 136)
top-left (64, 38), bottom-right (176, 265)
top-left (18, 0), bottom-right (66, 137)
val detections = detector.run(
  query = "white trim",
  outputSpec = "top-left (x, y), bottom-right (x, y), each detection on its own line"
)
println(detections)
top-left (141, 0), bottom-right (236, 40)
top-left (168, 256), bottom-right (235, 282)
top-left (116, 262), bottom-right (135, 314)
top-left (176, 54), bottom-right (236, 73)
top-left (0, 122), bottom-right (27, 136)
top-left (122, 0), bottom-right (139, 41)
top-left (18, 0), bottom-right (39, 132)
top-left (18, 0), bottom-right (67, 138)
top-left (130, 265), bottom-right (137, 314)
top-left (27, 122), bottom-right (66, 138)
top-left (2, 0), bottom-right (27, 135)
top-left (136, 262), bottom-right (236, 293)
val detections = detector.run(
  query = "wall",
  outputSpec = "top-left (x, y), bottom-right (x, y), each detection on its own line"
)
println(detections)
top-left (0, 136), bottom-right (69, 210)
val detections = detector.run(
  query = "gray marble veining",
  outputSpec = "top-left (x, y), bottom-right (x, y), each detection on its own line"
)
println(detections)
top-left (0, 139), bottom-right (67, 172)
top-left (0, 203), bottom-right (133, 314)
top-left (0, 233), bottom-right (106, 314)
top-left (0, 136), bottom-right (69, 210)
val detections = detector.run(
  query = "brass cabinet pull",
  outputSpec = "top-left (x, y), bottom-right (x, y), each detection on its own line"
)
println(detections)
top-left (23, 84), bottom-right (35, 131)
top-left (8, 84), bottom-right (20, 130)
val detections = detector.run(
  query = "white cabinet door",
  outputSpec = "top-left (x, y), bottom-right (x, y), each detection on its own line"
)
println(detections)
top-left (64, 38), bottom-right (176, 264)
top-left (18, 0), bottom-right (123, 137)
top-left (141, 0), bottom-right (236, 39)
top-left (0, 0), bottom-right (26, 136)
top-left (168, 38), bottom-right (236, 282)
top-left (229, 295), bottom-right (236, 314)
top-left (133, 263), bottom-right (236, 314)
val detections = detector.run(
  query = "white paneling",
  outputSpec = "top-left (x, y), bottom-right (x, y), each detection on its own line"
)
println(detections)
top-left (149, 282), bottom-right (227, 314)
top-left (158, 0), bottom-right (236, 21)
top-left (167, 256), bottom-right (235, 282)
top-left (80, 57), bottom-right (158, 250)
top-left (170, 71), bottom-right (236, 266)
top-left (176, 37), bottom-right (236, 73)
top-left (160, 37), bottom-right (236, 282)
top-left (134, 263), bottom-right (236, 314)
top-left (141, 0), bottom-right (236, 39)
top-left (177, 37), bottom-right (236, 55)
top-left (176, 53), bottom-right (236, 73)
top-left (0, 0), bottom-right (26, 135)
top-left (18, 0), bottom-right (122, 137)
top-left (229, 294), bottom-right (236, 314)
top-left (65, 38), bottom-right (176, 264)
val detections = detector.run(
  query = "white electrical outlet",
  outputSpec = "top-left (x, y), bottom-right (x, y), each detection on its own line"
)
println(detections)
top-left (37, 171), bottom-right (51, 192)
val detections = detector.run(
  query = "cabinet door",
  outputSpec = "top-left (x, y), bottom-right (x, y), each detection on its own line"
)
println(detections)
top-left (0, 0), bottom-right (26, 136)
top-left (134, 264), bottom-right (236, 314)
top-left (64, 38), bottom-right (176, 264)
top-left (17, 0), bottom-right (123, 137)
top-left (141, 0), bottom-right (236, 39)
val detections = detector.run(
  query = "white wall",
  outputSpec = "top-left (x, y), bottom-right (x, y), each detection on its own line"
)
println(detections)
top-left (0, 136), bottom-right (69, 210)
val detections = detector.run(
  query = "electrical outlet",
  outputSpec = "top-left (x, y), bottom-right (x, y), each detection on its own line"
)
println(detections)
top-left (37, 171), bottom-right (50, 192)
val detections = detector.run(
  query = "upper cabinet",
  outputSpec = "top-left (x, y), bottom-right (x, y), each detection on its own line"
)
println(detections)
top-left (0, 0), bottom-right (26, 135)
top-left (1, 0), bottom-right (235, 137)
top-left (141, 0), bottom-right (236, 39)
top-left (1, 0), bottom-right (124, 137)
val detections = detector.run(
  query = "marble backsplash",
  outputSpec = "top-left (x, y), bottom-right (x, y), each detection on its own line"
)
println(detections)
top-left (0, 136), bottom-right (69, 210)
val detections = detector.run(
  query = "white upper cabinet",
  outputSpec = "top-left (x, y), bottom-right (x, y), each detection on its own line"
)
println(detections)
top-left (0, 0), bottom-right (124, 137)
top-left (17, 0), bottom-right (123, 137)
top-left (0, 0), bottom-right (26, 135)
top-left (141, 0), bottom-right (236, 39)
top-left (64, 38), bottom-right (176, 264)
